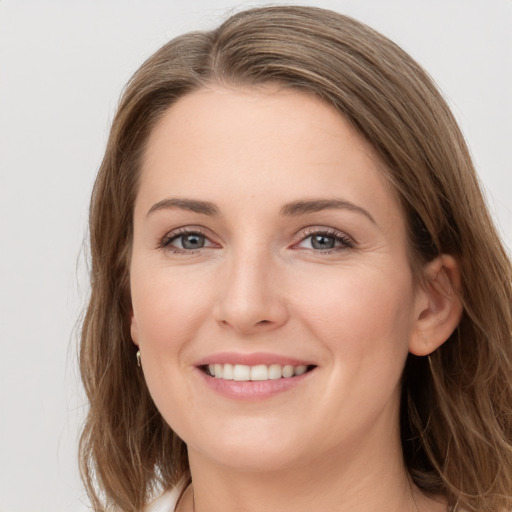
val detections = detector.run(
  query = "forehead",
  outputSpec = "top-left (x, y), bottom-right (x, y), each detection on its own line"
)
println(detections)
top-left (137, 85), bottom-right (403, 229)
top-left (143, 84), bottom-right (375, 170)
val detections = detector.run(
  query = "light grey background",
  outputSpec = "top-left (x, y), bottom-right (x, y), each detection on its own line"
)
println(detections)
top-left (0, 1), bottom-right (510, 510)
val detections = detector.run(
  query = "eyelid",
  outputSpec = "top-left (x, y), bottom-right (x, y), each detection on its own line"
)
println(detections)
top-left (157, 225), bottom-right (219, 253)
top-left (292, 226), bottom-right (356, 251)
top-left (156, 224), bottom-right (355, 254)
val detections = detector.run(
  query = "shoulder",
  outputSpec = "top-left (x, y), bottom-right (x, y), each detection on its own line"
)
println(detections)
top-left (145, 487), bottom-right (182, 512)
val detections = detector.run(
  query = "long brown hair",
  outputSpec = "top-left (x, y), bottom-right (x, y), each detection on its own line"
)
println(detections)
top-left (80, 6), bottom-right (512, 511)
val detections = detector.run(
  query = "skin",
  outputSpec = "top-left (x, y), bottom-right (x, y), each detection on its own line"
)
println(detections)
top-left (130, 85), bottom-right (460, 512)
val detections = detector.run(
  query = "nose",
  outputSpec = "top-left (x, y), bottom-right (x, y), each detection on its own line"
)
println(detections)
top-left (214, 250), bottom-right (289, 335)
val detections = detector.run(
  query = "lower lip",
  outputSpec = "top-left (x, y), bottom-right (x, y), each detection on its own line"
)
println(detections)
top-left (196, 368), bottom-right (314, 400)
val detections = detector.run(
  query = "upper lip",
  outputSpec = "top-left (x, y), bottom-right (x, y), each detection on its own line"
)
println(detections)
top-left (194, 352), bottom-right (315, 367)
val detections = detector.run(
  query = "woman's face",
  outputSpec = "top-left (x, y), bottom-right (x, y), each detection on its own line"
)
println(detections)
top-left (130, 85), bottom-right (425, 472)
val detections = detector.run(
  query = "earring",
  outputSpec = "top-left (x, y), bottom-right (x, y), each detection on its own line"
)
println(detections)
top-left (136, 350), bottom-right (141, 367)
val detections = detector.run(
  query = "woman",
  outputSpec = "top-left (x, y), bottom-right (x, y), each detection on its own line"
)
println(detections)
top-left (79, 6), bottom-right (512, 512)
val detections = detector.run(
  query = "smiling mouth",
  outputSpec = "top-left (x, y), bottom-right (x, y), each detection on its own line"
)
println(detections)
top-left (202, 363), bottom-right (317, 381)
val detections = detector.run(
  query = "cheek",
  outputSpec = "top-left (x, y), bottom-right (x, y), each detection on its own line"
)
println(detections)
top-left (130, 265), bottom-right (211, 430)
top-left (130, 264), bottom-right (213, 359)
top-left (293, 264), bottom-right (415, 365)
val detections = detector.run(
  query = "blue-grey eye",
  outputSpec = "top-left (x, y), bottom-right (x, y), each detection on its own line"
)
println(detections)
top-left (179, 233), bottom-right (205, 249)
top-left (311, 234), bottom-right (336, 249)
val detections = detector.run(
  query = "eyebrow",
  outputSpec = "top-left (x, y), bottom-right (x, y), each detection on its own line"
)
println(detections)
top-left (280, 199), bottom-right (376, 224)
top-left (147, 198), bottom-right (220, 216)
top-left (147, 197), bottom-right (375, 224)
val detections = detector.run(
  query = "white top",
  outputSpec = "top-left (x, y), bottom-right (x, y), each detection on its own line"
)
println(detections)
top-left (145, 486), bottom-right (457, 511)
top-left (145, 488), bottom-right (180, 512)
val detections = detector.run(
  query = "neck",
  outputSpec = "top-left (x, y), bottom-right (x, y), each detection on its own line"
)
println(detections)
top-left (181, 427), bottom-right (443, 512)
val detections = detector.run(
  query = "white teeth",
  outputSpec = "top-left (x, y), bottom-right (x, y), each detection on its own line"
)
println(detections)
top-left (223, 363), bottom-right (234, 380)
top-left (294, 365), bottom-right (307, 376)
top-left (282, 365), bottom-right (294, 378)
top-left (250, 365), bottom-right (268, 381)
top-left (268, 364), bottom-right (282, 380)
top-left (233, 364), bottom-right (250, 381)
top-left (207, 363), bottom-right (311, 381)
top-left (214, 364), bottom-right (223, 379)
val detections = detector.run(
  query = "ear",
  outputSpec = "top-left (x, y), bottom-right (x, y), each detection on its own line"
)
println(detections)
top-left (409, 255), bottom-right (463, 356)
top-left (130, 311), bottom-right (139, 346)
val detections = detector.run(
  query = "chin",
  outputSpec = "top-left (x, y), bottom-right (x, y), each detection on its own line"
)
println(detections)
top-left (196, 444), bottom-right (309, 474)
top-left (184, 422), bottom-right (317, 473)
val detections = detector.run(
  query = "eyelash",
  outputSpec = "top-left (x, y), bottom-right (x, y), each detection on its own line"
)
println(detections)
top-left (294, 227), bottom-right (355, 253)
top-left (158, 227), bottom-right (213, 254)
top-left (158, 227), bottom-right (355, 255)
